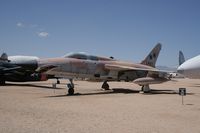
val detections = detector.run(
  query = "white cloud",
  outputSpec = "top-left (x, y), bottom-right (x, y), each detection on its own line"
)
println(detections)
top-left (16, 22), bottom-right (24, 27)
top-left (16, 22), bottom-right (50, 38)
top-left (38, 32), bottom-right (49, 38)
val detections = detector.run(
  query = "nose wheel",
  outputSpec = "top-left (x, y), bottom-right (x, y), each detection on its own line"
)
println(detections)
top-left (102, 81), bottom-right (110, 90)
top-left (67, 84), bottom-right (74, 95)
top-left (67, 79), bottom-right (74, 95)
top-left (57, 78), bottom-right (60, 84)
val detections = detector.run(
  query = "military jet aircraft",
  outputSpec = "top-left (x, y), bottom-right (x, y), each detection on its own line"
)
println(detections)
top-left (36, 43), bottom-right (170, 95)
top-left (0, 53), bottom-right (55, 85)
top-left (1, 43), bottom-right (170, 95)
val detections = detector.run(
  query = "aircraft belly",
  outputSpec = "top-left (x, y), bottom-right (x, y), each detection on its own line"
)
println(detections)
top-left (118, 70), bottom-right (148, 81)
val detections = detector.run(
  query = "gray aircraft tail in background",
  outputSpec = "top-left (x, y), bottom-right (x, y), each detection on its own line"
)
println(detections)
top-left (179, 51), bottom-right (185, 66)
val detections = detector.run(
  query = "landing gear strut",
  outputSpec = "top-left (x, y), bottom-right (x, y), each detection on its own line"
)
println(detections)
top-left (67, 79), bottom-right (74, 95)
top-left (141, 85), bottom-right (150, 93)
top-left (56, 78), bottom-right (60, 84)
top-left (52, 78), bottom-right (60, 88)
top-left (102, 81), bottom-right (109, 90)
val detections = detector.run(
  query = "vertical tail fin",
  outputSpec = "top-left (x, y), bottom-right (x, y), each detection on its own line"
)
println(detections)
top-left (179, 51), bottom-right (185, 66)
top-left (141, 43), bottom-right (161, 67)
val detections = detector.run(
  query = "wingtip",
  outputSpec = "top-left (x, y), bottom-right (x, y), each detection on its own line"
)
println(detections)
top-left (156, 43), bottom-right (162, 49)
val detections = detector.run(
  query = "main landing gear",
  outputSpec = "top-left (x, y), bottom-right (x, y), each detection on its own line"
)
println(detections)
top-left (52, 78), bottom-right (74, 95)
top-left (56, 78), bottom-right (60, 84)
top-left (66, 80), bottom-right (110, 95)
top-left (67, 79), bottom-right (74, 95)
top-left (141, 85), bottom-right (150, 93)
top-left (102, 81), bottom-right (110, 90)
top-left (52, 78), bottom-right (60, 88)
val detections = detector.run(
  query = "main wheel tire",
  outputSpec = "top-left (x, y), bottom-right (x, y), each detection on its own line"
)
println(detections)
top-left (102, 82), bottom-right (109, 90)
top-left (67, 84), bottom-right (74, 95)
top-left (68, 88), bottom-right (74, 95)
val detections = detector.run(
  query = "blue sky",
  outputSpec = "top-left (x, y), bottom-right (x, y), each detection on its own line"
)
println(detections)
top-left (0, 0), bottom-right (200, 67)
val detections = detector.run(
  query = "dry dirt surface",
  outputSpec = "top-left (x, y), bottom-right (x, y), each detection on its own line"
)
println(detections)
top-left (0, 79), bottom-right (200, 133)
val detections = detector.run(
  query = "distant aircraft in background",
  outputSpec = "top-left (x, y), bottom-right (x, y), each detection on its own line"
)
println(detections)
top-left (177, 51), bottom-right (200, 79)
top-left (179, 51), bottom-right (185, 66)
top-left (0, 53), bottom-right (55, 85)
top-left (1, 43), bottom-right (170, 95)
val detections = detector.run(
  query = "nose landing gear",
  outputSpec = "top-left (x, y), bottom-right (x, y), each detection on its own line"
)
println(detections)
top-left (67, 79), bottom-right (74, 95)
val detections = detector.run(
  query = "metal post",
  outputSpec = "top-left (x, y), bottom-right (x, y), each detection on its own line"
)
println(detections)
top-left (179, 88), bottom-right (186, 105)
top-left (182, 95), bottom-right (184, 105)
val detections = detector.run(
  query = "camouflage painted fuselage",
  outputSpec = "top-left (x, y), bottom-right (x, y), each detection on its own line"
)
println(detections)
top-left (38, 56), bottom-right (156, 82)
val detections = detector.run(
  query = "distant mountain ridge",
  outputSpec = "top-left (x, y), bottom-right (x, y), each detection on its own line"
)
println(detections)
top-left (156, 66), bottom-right (177, 72)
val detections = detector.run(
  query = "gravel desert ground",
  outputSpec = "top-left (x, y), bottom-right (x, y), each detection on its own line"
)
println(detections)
top-left (0, 78), bottom-right (200, 133)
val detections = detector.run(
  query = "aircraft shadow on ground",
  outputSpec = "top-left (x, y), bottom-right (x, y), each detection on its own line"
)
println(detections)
top-left (190, 85), bottom-right (200, 87)
top-left (3, 83), bottom-right (194, 96)
top-left (47, 88), bottom-right (192, 98)
top-left (148, 89), bottom-right (194, 95)
top-left (46, 88), bottom-right (138, 98)
top-left (4, 83), bottom-right (64, 90)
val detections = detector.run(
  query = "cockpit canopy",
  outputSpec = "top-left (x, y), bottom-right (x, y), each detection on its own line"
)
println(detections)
top-left (64, 52), bottom-right (115, 61)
